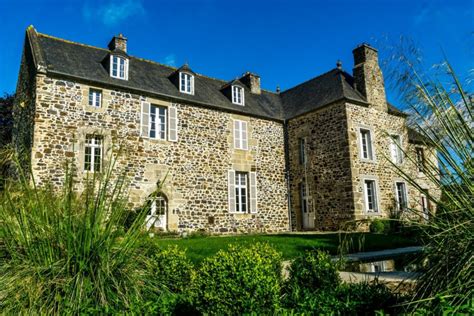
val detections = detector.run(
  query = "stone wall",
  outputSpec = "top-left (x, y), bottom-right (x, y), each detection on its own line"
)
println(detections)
top-left (287, 101), bottom-right (355, 230)
top-left (345, 102), bottom-right (440, 221)
top-left (29, 74), bottom-right (289, 233)
top-left (12, 40), bottom-right (37, 175)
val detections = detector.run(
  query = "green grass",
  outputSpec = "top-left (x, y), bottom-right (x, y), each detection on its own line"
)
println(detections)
top-left (151, 232), bottom-right (418, 264)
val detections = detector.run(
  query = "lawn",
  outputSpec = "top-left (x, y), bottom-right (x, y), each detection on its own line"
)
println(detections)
top-left (151, 232), bottom-right (418, 263)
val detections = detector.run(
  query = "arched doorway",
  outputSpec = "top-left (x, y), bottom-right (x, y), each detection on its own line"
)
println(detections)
top-left (145, 193), bottom-right (168, 231)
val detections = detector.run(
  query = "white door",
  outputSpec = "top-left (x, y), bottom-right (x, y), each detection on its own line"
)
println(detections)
top-left (300, 182), bottom-right (315, 229)
top-left (145, 196), bottom-right (167, 231)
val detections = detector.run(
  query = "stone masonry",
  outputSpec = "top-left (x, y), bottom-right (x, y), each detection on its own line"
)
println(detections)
top-left (11, 26), bottom-right (440, 233)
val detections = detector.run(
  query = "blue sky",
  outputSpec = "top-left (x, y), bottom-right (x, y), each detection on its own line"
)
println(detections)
top-left (0, 0), bottom-right (472, 107)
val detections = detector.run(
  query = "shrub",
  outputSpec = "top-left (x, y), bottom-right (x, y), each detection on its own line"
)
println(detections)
top-left (192, 242), bottom-right (282, 315)
top-left (369, 219), bottom-right (386, 233)
top-left (286, 250), bottom-right (340, 293)
top-left (149, 245), bottom-right (194, 294)
top-left (369, 218), bottom-right (392, 234)
top-left (283, 250), bottom-right (397, 314)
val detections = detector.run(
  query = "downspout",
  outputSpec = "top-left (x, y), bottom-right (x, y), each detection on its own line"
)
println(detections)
top-left (283, 118), bottom-right (293, 231)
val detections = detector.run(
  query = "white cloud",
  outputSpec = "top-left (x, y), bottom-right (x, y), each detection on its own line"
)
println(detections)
top-left (82, 0), bottom-right (145, 27)
top-left (163, 54), bottom-right (177, 67)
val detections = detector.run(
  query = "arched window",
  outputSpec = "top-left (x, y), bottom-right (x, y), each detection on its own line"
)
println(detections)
top-left (145, 193), bottom-right (168, 231)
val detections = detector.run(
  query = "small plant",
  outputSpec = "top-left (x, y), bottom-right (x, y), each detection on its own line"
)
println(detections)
top-left (192, 242), bottom-right (282, 315)
top-left (369, 218), bottom-right (386, 234)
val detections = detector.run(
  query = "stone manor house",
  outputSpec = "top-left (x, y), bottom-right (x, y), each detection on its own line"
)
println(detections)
top-left (12, 26), bottom-right (438, 233)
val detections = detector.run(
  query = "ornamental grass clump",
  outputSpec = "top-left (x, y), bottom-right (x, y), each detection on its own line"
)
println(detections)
top-left (385, 41), bottom-right (473, 313)
top-left (0, 153), bottom-right (159, 314)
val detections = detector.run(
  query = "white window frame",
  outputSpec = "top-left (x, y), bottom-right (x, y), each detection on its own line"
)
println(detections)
top-left (233, 119), bottom-right (248, 150)
top-left (88, 89), bottom-right (102, 108)
top-left (235, 172), bottom-right (248, 213)
top-left (149, 104), bottom-right (167, 140)
top-left (232, 85), bottom-right (245, 106)
top-left (110, 55), bottom-right (129, 80)
top-left (416, 147), bottom-right (425, 172)
top-left (179, 72), bottom-right (194, 95)
top-left (394, 181), bottom-right (408, 212)
top-left (84, 135), bottom-right (103, 172)
top-left (390, 134), bottom-right (404, 164)
top-left (358, 127), bottom-right (375, 161)
top-left (420, 192), bottom-right (429, 220)
top-left (299, 137), bottom-right (307, 165)
top-left (300, 181), bottom-right (308, 214)
top-left (362, 177), bottom-right (380, 214)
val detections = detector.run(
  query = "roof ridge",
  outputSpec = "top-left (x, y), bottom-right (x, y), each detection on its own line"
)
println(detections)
top-left (280, 68), bottom-right (340, 95)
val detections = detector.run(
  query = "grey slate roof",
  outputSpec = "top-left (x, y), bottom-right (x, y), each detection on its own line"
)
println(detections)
top-left (281, 68), bottom-right (368, 118)
top-left (26, 27), bottom-right (413, 128)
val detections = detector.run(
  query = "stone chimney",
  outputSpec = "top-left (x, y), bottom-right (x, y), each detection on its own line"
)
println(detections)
top-left (240, 72), bottom-right (261, 95)
top-left (352, 43), bottom-right (387, 112)
top-left (108, 33), bottom-right (127, 53)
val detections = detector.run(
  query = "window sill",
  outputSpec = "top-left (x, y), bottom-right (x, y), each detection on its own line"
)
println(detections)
top-left (359, 158), bottom-right (377, 164)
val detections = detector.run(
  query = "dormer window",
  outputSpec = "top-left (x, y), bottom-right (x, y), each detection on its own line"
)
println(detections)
top-left (110, 55), bottom-right (128, 80)
top-left (232, 85), bottom-right (244, 106)
top-left (180, 72), bottom-right (194, 94)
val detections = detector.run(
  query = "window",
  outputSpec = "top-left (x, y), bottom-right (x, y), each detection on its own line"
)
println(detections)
top-left (416, 147), bottom-right (425, 172)
top-left (233, 120), bottom-right (248, 150)
top-left (84, 135), bottom-right (102, 172)
top-left (235, 172), bottom-right (248, 213)
top-left (228, 170), bottom-right (257, 213)
top-left (110, 55), bottom-right (128, 80)
top-left (88, 89), bottom-right (102, 108)
top-left (299, 138), bottom-right (307, 165)
top-left (395, 182), bottom-right (408, 212)
top-left (300, 181), bottom-right (308, 214)
top-left (390, 134), bottom-right (403, 164)
top-left (150, 105), bottom-right (167, 140)
top-left (359, 128), bottom-right (374, 160)
top-left (145, 194), bottom-right (168, 231)
top-left (363, 179), bottom-right (379, 213)
top-left (421, 193), bottom-right (430, 220)
top-left (179, 72), bottom-right (194, 94)
top-left (141, 102), bottom-right (178, 142)
top-left (232, 85), bottom-right (244, 105)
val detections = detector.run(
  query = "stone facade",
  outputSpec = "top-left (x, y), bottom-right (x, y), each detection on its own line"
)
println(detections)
top-left (11, 27), bottom-right (440, 233)
top-left (25, 75), bottom-right (288, 233)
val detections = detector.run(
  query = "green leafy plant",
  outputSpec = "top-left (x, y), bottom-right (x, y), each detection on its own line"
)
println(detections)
top-left (0, 151), bottom-right (160, 314)
top-left (192, 242), bottom-right (282, 315)
top-left (283, 250), bottom-right (397, 314)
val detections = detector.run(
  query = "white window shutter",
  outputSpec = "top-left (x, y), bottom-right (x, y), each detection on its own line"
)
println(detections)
top-left (168, 105), bottom-right (178, 142)
top-left (249, 171), bottom-right (257, 213)
top-left (228, 170), bottom-right (236, 212)
top-left (241, 121), bottom-right (248, 150)
top-left (233, 120), bottom-right (240, 149)
top-left (390, 139), bottom-right (398, 163)
top-left (140, 101), bottom-right (150, 137)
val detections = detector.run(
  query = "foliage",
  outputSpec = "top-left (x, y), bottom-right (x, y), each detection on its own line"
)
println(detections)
top-left (0, 154), bottom-right (160, 314)
top-left (386, 44), bottom-right (473, 312)
top-left (283, 250), bottom-right (397, 314)
top-left (369, 218), bottom-right (391, 234)
top-left (0, 93), bottom-right (14, 148)
top-left (191, 242), bottom-right (282, 315)
top-left (149, 244), bottom-right (194, 294)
